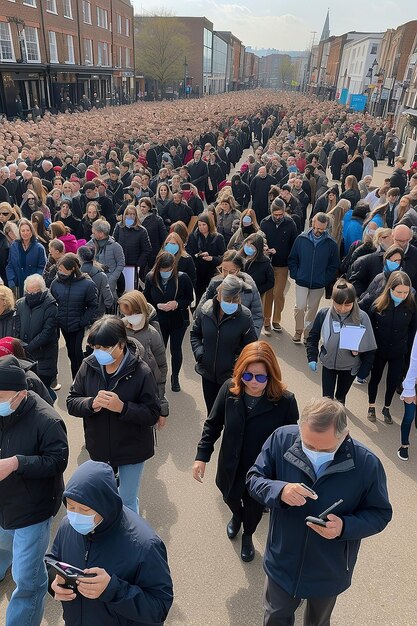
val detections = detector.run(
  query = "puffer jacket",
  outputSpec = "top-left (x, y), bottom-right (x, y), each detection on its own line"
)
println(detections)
top-left (141, 209), bottom-right (167, 265)
top-left (50, 274), bottom-right (98, 333)
top-left (113, 223), bottom-right (152, 268)
top-left (89, 236), bottom-right (125, 294)
top-left (80, 261), bottom-right (114, 317)
top-left (0, 308), bottom-right (16, 338)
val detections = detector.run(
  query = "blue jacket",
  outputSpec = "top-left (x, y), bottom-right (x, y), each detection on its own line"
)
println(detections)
top-left (48, 461), bottom-right (173, 626)
top-left (6, 237), bottom-right (47, 291)
top-left (343, 218), bottom-right (364, 256)
top-left (247, 425), bottom-right (392, 598)
top-left (288, 230), bottom-right (339, 289)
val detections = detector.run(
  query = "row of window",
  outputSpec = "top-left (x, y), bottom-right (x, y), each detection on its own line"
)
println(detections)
top-left (6, 1), bottom-right (130, 35)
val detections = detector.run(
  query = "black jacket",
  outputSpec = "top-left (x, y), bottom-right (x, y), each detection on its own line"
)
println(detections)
top-left (190, 297), bottom-right (257, 384)
top-left (186, 230), bottom-right (226, 283)
top-left (187, 159), bottom-right (208, 191)
top-left (250, 175), bottom-right (277, 221)
top-left (368, 300), bottom-right (416, 358)
top-left (15, 290), bottom-right (58, 380)
top-left (390, 168), bottom-right (407, 195)
top-left (177, 254), bottom-right (197, 286)
top-left (18, 358), bottom-right (54, 405)
top-left (260, 215), bottom-right (298, 267)
top-left (350, 250), bottom-right (384, 297)
top-left (165, 200), bottom-right (193, 226)
top-left (50, 274), bottom-right (98, 332)
top-left (113, 223), bottom-right (152, 267)
top-left (0, 230), bottom-right (9, 285)
top-left (0, 308), bottom-right (15, 338)
top-left (66, 339), bottom-right (160, 466)
top-left (141, 210), bottom-right (167, 264)
top-left (0, 392), bottom-right (68, 530)
top-left (196, 380), bottom-right (298, 499)
top-left (144, 271), bottom-right (194, 330)
top-left (231, 181), bottom-right (251, 209)
top-left (244, 257), bottom-right (275, 296)
top-left (54, 212), bottom-right (83, 239)
top-left (49, 461), bottom-right (173, 626)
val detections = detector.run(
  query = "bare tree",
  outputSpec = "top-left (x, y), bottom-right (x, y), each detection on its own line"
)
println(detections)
top-left (280, 57), bottom-right (295, 87)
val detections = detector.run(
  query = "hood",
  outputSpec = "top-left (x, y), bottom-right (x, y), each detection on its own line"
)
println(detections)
top-left (17, 357), bottom-right (37, 373)
top-left (63, 460), bottom-right (122, 534)
top-left (59, 233), bottom-right (77, 242)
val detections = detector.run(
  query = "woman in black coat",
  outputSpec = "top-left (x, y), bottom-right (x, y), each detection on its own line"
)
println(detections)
top-left (138, 197), bottom-right (167, 268)
top-left (186, 213), bottom-right (226, 303)
top-left (193, 341), bottom-right (298, 562)
top-left (162, 231), bottom-right (197, 286)
top-left (231, 174), bottom-right (251, 210)
top-left (66, 316), bottom-right (160, 513)
top-left (113, 205), bottom-right (152, 277)
top-left (144, 251), bottom-right (194, 392)
top-left (206, 152), bottom-right (225, 205)
top-left (240, 232), bottom-right (274, 296)
top-left (50, 253), bottom-right (98, 379)
top-left (15, 274), bottom-right (58, 388)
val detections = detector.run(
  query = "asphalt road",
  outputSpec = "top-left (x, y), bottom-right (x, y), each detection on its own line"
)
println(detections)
top-left (1, 157), bottom-right (416, 626)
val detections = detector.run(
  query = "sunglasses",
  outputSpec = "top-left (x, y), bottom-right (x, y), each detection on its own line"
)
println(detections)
top-left (242, 372), bottom-right (268, 383)
top-left (0, 212), bottom-right (10, 216)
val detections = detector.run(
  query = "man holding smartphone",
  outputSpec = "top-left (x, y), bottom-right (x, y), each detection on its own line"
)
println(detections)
top-left (247, 397), bottom-right (392, 626)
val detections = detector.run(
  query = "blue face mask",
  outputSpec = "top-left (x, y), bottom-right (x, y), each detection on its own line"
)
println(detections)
top-left (165, 242), bottom-right (179, 255)
top-left (0, 392), bottom-right (20, 417)
top-left (93, 347), bottom-right (116, 365)
top-left (125, 218), bottom-right (135, 228)
top-left (385, 259), bottom-right (400, 273)
top-left (301, 442), bottom-right (336, 474)
top-left (390, 290), bottom-right (404, 306)
top-left (160, 270), bottom-right (172, 279)
top-left (220, 300), bottom-right (238, 315)
top-left (242, 216), bottom-right (252, 226)
top-left (243, 244), bottom-right (255, 257)
top-left (67, 510), bottom-right (99, 535)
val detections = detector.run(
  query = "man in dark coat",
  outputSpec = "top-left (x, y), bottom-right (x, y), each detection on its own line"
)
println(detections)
top-left (390, 157), bottom-right (408, 196)
top-left (250, 166), bottom-right (277, 222)
top-left (247, 397), bottom-right (392, 626)
top-left (329, 142), bottom-right (348, 181)
top-left (187, 149), bottom-right (208, 199)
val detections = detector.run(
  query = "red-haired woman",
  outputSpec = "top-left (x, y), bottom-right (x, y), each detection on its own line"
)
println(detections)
top-left (192, 341), bottom-right (298, 562)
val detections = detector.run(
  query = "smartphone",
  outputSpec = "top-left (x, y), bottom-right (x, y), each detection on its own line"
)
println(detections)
top-left (305, 499), bottom-right (343, 528)
top-left (300, 483), bottom-right (317, 498)
top-left (45, 557), bottom-right (96, 590)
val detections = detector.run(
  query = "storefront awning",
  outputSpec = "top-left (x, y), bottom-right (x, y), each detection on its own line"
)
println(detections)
top-left (402, 109), bottom-right (417, 117)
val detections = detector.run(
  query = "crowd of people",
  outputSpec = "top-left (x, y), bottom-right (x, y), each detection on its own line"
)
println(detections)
top-left (3, 87), bottom-right (417, 625)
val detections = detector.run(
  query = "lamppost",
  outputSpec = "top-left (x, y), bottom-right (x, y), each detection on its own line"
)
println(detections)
top-left (183, 56), bottom-right (188, 99)
top-left (364, 58), bottom-right (378, 112)
top-left (7, 16), bottom-right (27, 63)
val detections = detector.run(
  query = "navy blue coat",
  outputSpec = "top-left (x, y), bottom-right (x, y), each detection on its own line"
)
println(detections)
top-left (288, 230), bottom-right (340, 289)
top-left (50, 274), bottom-right (98, 333)
top-left (247, 425), bottom-right (392, 598)
top-left (6, 237), bottom-right (47, 292)
top-left (48, 461), bottom-right (173, 626)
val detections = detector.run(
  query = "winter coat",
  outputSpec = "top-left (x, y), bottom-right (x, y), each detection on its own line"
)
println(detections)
top-left (0, 391), bottom-right (68, 530)
top-left (113, 223), bottom-right (152, 268)
top-left (228, 226), bottom-right (267, 251)
top-left (343, 217), bottom-right (364, 254)
top-left (196, 380), bottom-right (298, 500)
top-left (260, 215), bottom-right (298, 267)
top-left (177, 254), bottom-right (197, 286)
top-left (244, 257), bottom-right (275, 296)
top-left (144, 271), bottom-right (194, 331)
top-left (54, 212), bottom-right (83, 239)
top-left (330, 147), bottom-right (348, 180)
top-left (58, 233), bottom-right (80, 254)
top-left (368, 300), bottom-right (416, 359)
top-left (6, 237), bottom-right (47, 292)
top-left (231, 181), bottom-right (251, 209)
top-left (288, 231), bottom-right (340, 289)
top-left (186, 230), bottom-right (226, 290)
top-left (141, 210), bottom-right (167, 265)
top-left (89, 237), bottom-right (125, 294)
top-left (80, 262), bottom-right (114, 317)
top-left (350, 250), bottom-right (384, 297)
top-left (390, 168), bottom-right (407, 195)
top-left (48, 461), bottom-right (173, 626)
top-left (164, 200), bottom-right (193, 226)
top-left (188, 159), bottom-right (208, 191)
top-left (250, 174), bottom-right (277, 221)
top-left (246, 426), bottom-right (392, 598)
top-left (340, 188), bottom-right (361, 210)
top-left (216, 208), bottom-right (241, 246)
top-left (15, 290), bottom-right (58, 380)
top-left (0, 308), bottom-right (16, 338)
top-left (196, 272), bottom-right (264, 336)
top-left (50, 274), bottom-right (98, 333)
top-left (0, 230), bottom-right (9, 285)
top-left (190, 297), bottom-right (257, 384)
top-left (18, 358), bottom-right (54, 405)
top-left (67, 339), bottom-right (160, 466)
top-left (398, 208), bottom-right (417, 229)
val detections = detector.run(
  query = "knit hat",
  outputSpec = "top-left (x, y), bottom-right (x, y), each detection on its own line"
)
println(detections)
top-left (0, 336), bottom-right (15, 356)
top-left (0, 354), bottom-right (27, 390)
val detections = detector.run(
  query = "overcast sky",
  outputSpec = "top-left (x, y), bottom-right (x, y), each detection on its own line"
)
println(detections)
top-left (131, 1), bottom-right (417, 50)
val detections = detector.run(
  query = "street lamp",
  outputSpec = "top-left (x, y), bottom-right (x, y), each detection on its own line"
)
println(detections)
top-left (183, 56), bottom-right (188, 99)
top-left (7, 16), bottom-right (27, 63)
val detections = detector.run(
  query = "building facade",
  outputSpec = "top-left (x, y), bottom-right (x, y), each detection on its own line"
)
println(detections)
top-left (336, 33), bottom-right (383, 101)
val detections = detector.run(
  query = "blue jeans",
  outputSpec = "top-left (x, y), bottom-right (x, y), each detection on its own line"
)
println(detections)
top-left (0, 517), bottom-right (52, 626)
top-left (401, 402), bottom-right (416, 446)
top-left (118, 462), bottom-right (145, 514)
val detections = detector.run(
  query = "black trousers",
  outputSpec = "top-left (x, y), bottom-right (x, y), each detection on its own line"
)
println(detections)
top-left (225, 489), bottom-right (265, 535)
top-left (321, 367), bottom-right (355, 405)
top-left (160, 323), bottom-right (188, 377)
top-left (201, 377), bottom-right (223, 415)
top-left (368, 352), bottom-right (404, 406)
top-left (263, 576), bottom-right (337, 626)
top-left (61, 328), bottom-right (85, 380)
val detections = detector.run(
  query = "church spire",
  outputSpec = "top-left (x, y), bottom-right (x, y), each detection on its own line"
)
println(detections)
top-left (320, 9), bottom-right (330, 42)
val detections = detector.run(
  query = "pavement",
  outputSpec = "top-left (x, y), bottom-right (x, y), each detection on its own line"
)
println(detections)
top-left (1, 154), bottom-right (416, 626)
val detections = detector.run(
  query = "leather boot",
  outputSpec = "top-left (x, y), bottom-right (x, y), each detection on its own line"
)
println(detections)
top-left (241, 533), bottom-right (255, 562)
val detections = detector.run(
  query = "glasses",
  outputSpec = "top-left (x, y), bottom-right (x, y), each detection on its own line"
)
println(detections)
top-left (0, 212), bottom-right (10, 216)
top-left (242, 372), bottom-right (268, 383)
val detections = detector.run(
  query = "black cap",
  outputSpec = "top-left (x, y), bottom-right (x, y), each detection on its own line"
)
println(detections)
top-left (0, 355), bottom-right (27, 391)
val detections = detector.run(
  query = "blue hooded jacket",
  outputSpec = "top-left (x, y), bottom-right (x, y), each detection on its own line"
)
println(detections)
top-left (288, 229), bottom-right (340, 289)
top-left (48, 461), bottom-right (173, 626)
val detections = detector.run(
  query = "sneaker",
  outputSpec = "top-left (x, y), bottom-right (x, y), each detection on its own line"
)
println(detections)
top-left (272, 323), bottom-right (282, 332)
top-left (355, 377), bottom-right (366, 385)
top-left (263, 325), bottom-right (272, 336)
top-left (367, 407), bottom-right (376, 422)
top-left (51, 381), bottom-right (62, 391)
top-left (397, 446), bottom-right (409, 461)
top-left (382, 407), bottom-right (393, 424)
top-left (292, 332), bottom-right (302, 343)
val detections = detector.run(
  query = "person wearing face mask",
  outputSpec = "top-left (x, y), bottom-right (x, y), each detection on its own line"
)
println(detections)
top-left (138, 197), bottom-right (167, 268)
top-left (47, 461), bottom-right (173, 626)
top-left (0, 355), bottom-right (68, 626)
top-left (162, 231), bottom-right (196, 287)
top-left (50, 253), bottom-right (98, 379)
top-left (119, 290), bottom-right (169, 427)
top-left (358, 245), bottom-right (404, 313)
top-left (350, 227), bottom-right (394, 296)
top-left (144, 252), bottom-right (193, 392)
top-left (67, 317), bottom-right (161, 513)
top-left (240, 233), bottom-right (274, 299)
top-left (193, 341), bottom-right (298, 562)
top-left (247, 397), bottom-right (392, 626)
top-left (15, 274), bottom-right (58, 391)
top-left (307, 279), bottom-right (377, 405)
top-left (227, 208), bottom-right (266, 251)
top-left (191, 274), bottom-right (257, 413)
top-left (114, 205), bottom-right (152, 286)
top-left (366, 271), bottom-right (416, 426)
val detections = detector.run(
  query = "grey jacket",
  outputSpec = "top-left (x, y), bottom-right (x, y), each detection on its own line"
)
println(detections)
top-left (89, 236), bottom-right (125, 294)
top-left (80, 261), bottom-right (114, 316)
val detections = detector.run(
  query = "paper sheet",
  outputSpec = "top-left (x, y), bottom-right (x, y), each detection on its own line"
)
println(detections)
top-left (339, 325), bottom-right (366, 351)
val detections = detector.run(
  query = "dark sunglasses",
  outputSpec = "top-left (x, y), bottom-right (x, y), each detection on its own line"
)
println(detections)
top-left (0, 212), bottom-right (10, 216)
top-left (242, 372), bottom-right (268, 383)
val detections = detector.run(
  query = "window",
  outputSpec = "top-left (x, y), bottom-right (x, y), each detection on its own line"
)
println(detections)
top-left (116, 45), bottom-right (122, 68)
top-left (0, 22), bottom-right (14, 62)
top-left (63, 0), bottom-right (72, 18)
top-left (24, 26), bottom-right (40, 62)
top-left (97, 41), bottom-right (110, 66)
top-left (82, 1), bottom-right (92, 24)
top-left (23, 0), bottom-right (36, 6)
top-left (125, 18), bottom-right (130, 37)
top-left (97, 7), bottom-right (108, 29)
top-left (126, 48), bottom-right (131, 68)
top-left (84, 38), bottom-right (93, 64)
top-left (371, 43), bottom-right (378, 55)
top-left (117, 14), bottom-right (122, 34)
top-left (66, 34), bottom-right (75, 64)
top-left (203, 28), bottom-right (212, 74)
top-left (46, 0), bottom-right (57, 13)
top-left (48, 31), bottom-right (58, 63)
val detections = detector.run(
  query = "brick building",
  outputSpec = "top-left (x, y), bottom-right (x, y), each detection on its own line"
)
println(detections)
top-left (0, 0), bottom-right (134, 117)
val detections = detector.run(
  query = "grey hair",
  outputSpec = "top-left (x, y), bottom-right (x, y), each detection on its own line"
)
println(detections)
top-left (217, 274), bottom-right (243, 300)
top-left (92, 220), bottom-right (110, 236)
top-left (299, 397), bottom-right (348, 439)
top-left (314, 212), bottom-right (330, 225)
top-left (24, 274), bottom-right (46, 292)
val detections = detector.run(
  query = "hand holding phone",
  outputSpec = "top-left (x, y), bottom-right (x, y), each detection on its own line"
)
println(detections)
top-left (305, 499), bottom-right (344, 538)
top-left (280, 482), bottom-right (318, 506)
top-left (45, 557), bottom-right (96, 591)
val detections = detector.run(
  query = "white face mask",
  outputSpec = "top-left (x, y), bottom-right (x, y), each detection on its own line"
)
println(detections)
top-left (125, 313), bottom-right (144, 326)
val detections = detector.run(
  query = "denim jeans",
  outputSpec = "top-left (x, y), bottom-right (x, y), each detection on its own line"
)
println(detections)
top-left (118, 462), bottom-right (145, 514)
top-left (401, 402), bottom-right (416, 446)
top-left (0, 517), bottom-right (52, 626)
